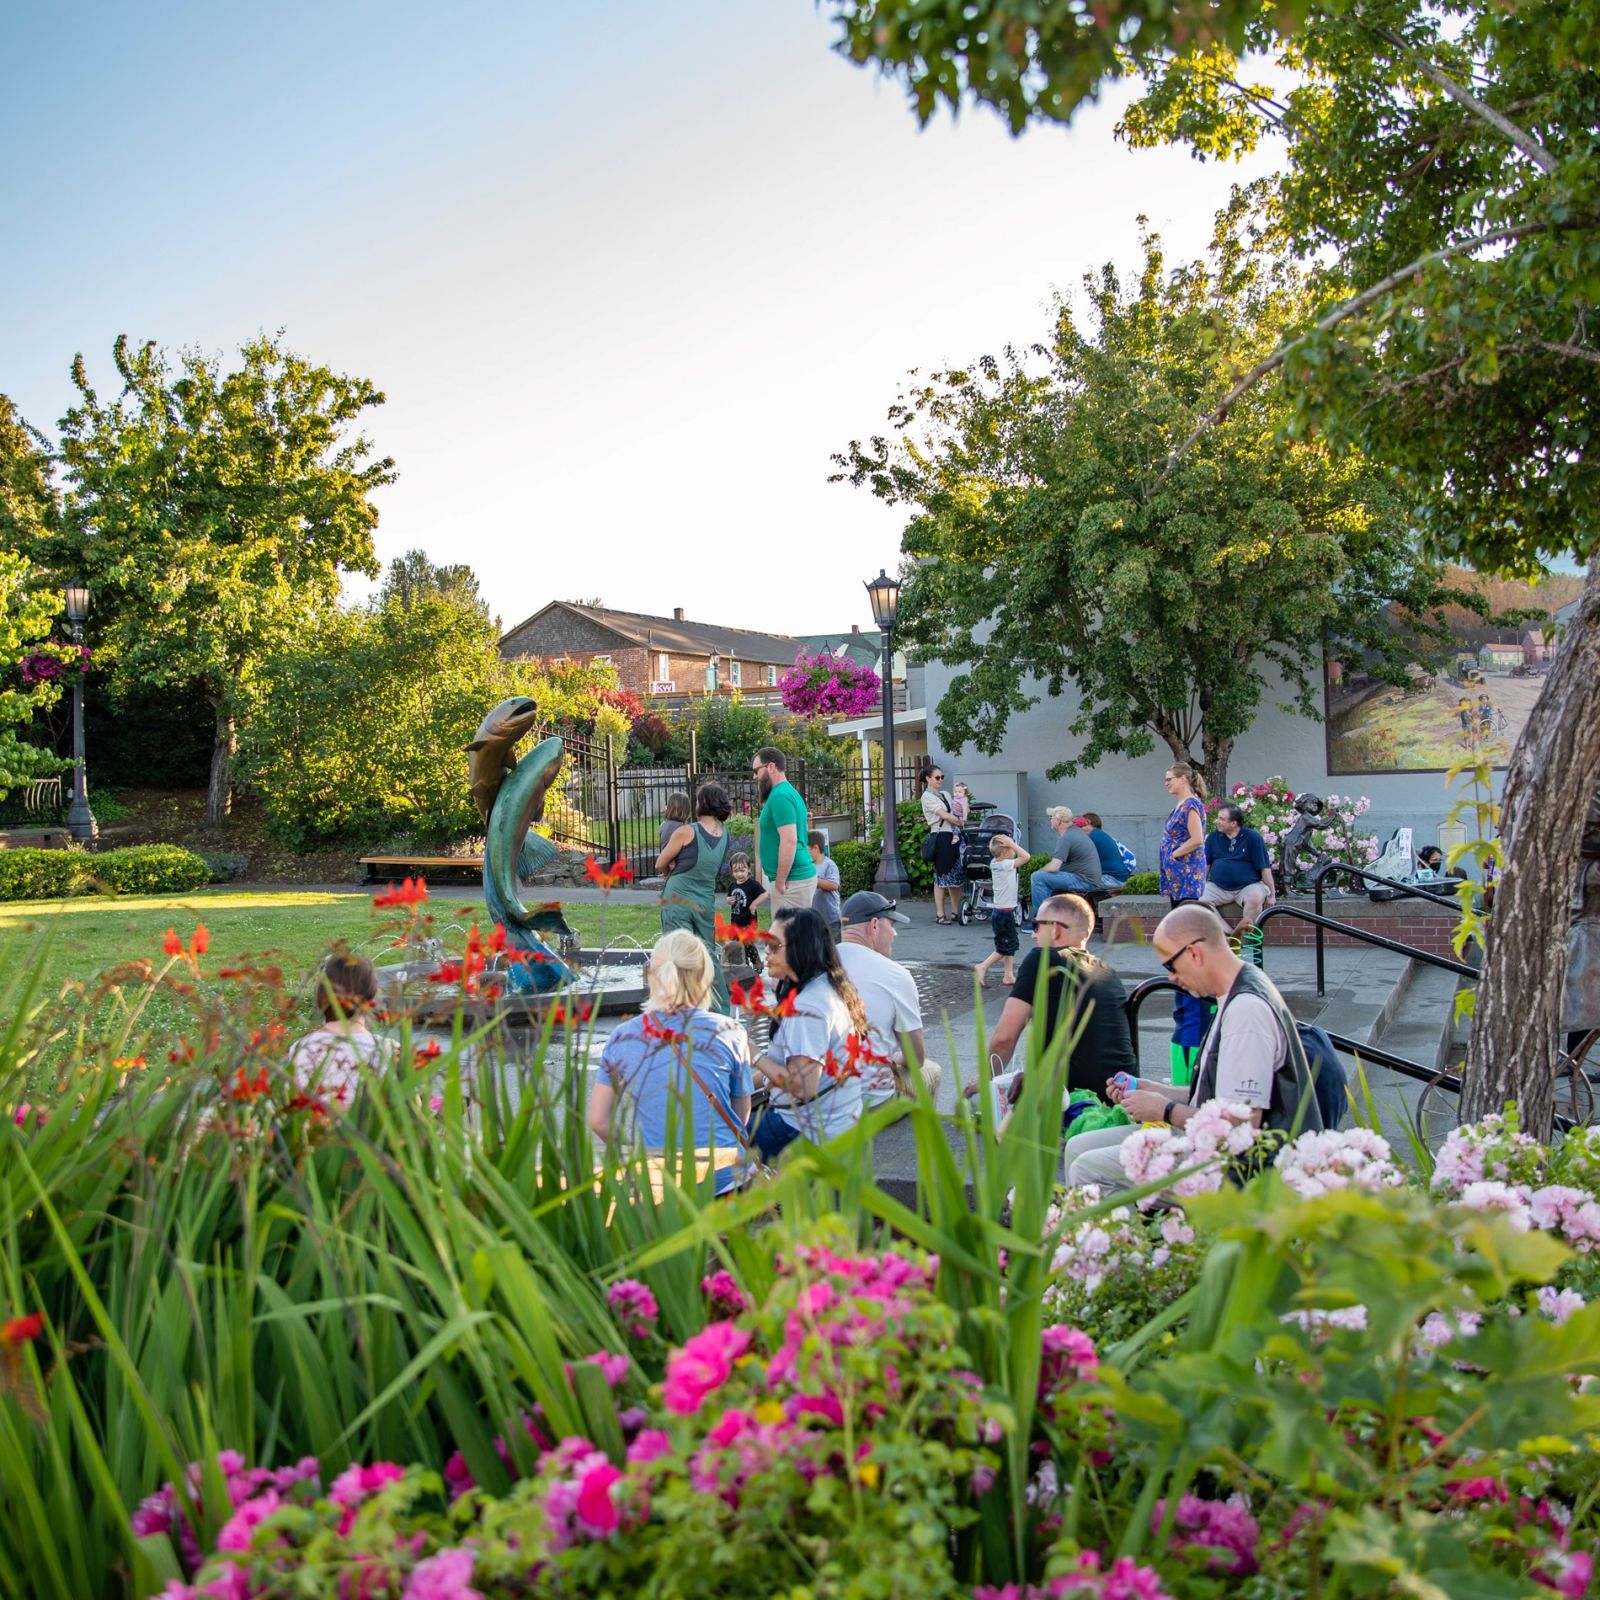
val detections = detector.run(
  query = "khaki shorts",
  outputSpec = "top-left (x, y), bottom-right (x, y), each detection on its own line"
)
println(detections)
top-left (1201, 879), bottom-right (1271, 918)
top-left (764, 877), bottom-right (817, 912)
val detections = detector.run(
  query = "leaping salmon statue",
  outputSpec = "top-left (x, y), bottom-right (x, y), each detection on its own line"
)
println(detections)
top-left (465, 697), bottom-right (576, 992)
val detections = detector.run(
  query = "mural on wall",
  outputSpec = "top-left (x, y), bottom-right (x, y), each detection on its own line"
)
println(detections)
top-left (1324, 574), bottom-right (1581, 775)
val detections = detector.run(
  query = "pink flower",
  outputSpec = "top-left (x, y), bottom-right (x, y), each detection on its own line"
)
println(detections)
top-left (1539, 1286), bottom-right (1587, 1325)
top-left (403, 1548), bottom-right (482, 1600)
top-left (662, 1321), bottom-right (750, 1415)
top-left (12, 1104), bottom-right (46, 1129)
top-left (443, 1450), bottom-right (476, 1500)
top-left (574, 1458), bottom-right (624, 1537)
top-left (626, 1429), bottom-right (673, 1465)
top-left (329, 1460), bottom-right (406, 1534)
top-left (607, 1279), bottom-right (660, 1338)
top-left (701, 1269), bottom-right (748, 1318)
top-left (707, 1408), bottom-right (756, 1448)
top-left (1039, 1324), bottom-right (1099, 1396)
top-left (216, 1489), bottom-right (280, 1552)
top-left (1155, 1494), bottom-right (1260, 1576)
top-left (1536, 1548), bottom-right (1593, 1598)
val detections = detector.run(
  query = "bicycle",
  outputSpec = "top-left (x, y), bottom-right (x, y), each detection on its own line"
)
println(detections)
top-left (1414, 1028), bottom-right (1599, 1151)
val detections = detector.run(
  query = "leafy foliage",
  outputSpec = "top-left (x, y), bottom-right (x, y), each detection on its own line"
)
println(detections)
top-left (1119, 870), bottom-right (1160, 896)
top-left (836, 224), bottom-right (1459, 795)
top-left (238, 589), bottom-right (618, 849)
top-left (30, 335), bottom-right (394, 824)
top-left (0, 843), bottom-right (209, 900)
top-left (869, 799), bottom-right (935, 895)
top-left (778, 649), bottom-right (882, 719)
top-left (829, 836), bottom-right (878, 899)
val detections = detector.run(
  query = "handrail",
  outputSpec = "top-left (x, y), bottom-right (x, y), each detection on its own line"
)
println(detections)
top-left (1255, 903), bottom-right (1477, 998)
top-left (1125, 975), bottom-right (1459, 1093)
top-left (1310, 859), bottom-right (1464, 995)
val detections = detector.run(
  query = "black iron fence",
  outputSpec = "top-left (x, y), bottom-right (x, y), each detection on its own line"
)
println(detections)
top-left (547, 733), bottom-right (923, 875)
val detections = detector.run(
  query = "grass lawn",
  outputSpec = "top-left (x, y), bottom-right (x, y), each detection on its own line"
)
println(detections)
top-left (0, 889), bottom-right (662, 1088)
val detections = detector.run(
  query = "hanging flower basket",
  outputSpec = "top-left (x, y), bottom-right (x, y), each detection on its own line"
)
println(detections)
top-left (18, 642), bottom-right (91, 686)
top-left (778, 651), bottom-right (882, 720)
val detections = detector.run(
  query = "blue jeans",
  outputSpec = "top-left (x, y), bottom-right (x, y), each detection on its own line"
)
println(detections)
top-left (1027, 870), bottom-right (1100, 918)
top-left (750, 1108), bottom-right (802, 1161)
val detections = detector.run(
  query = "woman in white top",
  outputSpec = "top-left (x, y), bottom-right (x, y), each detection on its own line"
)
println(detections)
top-left (748, 907), bottom-right (868, 1160)
top-left (286, 953), bottom-right (395, 1109)
top-left (920, 761), bottom-right (964, 925)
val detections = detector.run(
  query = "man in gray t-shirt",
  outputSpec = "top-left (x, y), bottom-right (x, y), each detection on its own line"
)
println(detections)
top-left (1026, 805), bottom-right (1104, 921)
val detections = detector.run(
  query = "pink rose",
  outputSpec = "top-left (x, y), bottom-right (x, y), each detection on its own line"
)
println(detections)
top-left (574, 1459), bottom-right (624, 1536)
top-left (663, 1321), bottom-right (751, 1415)
top-left (403, 1548), bottom-right (483, 1600)
top-left (626, 1428), bottom-right (674, 1465)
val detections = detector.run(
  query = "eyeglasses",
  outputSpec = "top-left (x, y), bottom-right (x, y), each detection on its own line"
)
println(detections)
top-left (1159, 939), bottom-right (1202, 973)
top-left (1032, 918), bottom-right (1070, 932)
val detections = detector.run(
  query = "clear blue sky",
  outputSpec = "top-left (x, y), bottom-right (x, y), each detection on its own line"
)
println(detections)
top-left (3, 1), bottom-right (1279, 635)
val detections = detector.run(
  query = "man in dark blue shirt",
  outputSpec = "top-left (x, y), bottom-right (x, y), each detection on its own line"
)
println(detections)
top-left (1201, 804), bottom-right (1276, 933)
top-left (1076, 813), bottom-right (1130, 887)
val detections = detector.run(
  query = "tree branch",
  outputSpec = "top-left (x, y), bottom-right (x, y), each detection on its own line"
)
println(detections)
top-left (1530, 339), bottom-right (1600, 367)
top-left (1367, 24), bottom-right (1558, 176)
top-left (1147, 221), bottom-right (1570, 494)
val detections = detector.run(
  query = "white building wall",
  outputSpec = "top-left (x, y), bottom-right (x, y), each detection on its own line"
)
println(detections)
top-left (923, 661), bottom-right (1502, 869)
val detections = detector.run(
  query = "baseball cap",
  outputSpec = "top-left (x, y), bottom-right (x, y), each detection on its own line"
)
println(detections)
top-left (840, 891), bottom-right (910, 925)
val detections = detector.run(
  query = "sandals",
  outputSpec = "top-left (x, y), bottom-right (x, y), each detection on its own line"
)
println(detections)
top-left (936, 915), bottom-right (956, 925)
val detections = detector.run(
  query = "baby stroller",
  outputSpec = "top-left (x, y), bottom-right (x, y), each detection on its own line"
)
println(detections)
top-left (958, 805), bottom-right (1017, 925)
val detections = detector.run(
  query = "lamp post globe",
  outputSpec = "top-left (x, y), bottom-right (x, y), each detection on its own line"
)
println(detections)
top-left (63, 581), bottom-right (97, 842)
top-left (863, 569), bottom-right (910, 900)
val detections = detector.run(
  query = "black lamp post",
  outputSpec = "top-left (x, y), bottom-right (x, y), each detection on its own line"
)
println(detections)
top-left (63, 580), bottom-right (97, 842)
top-left (865, 568), bottom-right (909, 899)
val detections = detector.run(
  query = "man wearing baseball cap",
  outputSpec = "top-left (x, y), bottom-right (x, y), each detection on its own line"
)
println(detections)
top-left (837, 891), bottom-right (943, 1106)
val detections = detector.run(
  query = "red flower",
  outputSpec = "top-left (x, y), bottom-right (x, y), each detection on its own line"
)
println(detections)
top-left (715, 912), bottom-right (758, 944)
top-left (489, 924), bottom-right (508, 954)
top-left (584, 856), bottom-right (635, 890)
top-left (0, 1313), bottom-right (43, 1348)
top-left (773, 991), bottom-right (798, 1018)
top-left (162, 928), bottom-right (183, 957)
top-left (729, 976), bottom-right (768, 1014)
top-left (641, 1013), bottom-right (685, 1043)
top-left (844, 1032), bottom-right (890, 1071)
top-left (548, 1000), bottom-right (594, 1025)
top-left (415, 1041), bottom-right (443, 1063)
top-left (372, 876), bottom-right (429, 909)
top-left (428, 961), bottom-right (464, 985)
top-left (191, 922), bottom-right (209, 957)
top-left (228, 1067), bottom-right (271, 1102)
top-left (821, 1049), bottom-right (859, 1082)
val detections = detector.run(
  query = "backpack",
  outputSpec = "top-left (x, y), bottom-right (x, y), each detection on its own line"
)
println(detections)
top-left (1296, 1023), bottom-right (1348, 1130)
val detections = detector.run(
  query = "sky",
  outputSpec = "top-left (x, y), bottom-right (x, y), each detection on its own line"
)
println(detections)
top-left (2, 1), bottom-right (1282, 637)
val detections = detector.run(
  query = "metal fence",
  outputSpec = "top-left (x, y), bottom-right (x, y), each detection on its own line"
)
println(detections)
top-left (546, 733), bottom-right (923, 875)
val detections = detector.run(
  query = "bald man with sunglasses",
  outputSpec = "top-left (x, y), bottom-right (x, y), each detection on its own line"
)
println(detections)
top-left (1063, 904), bottom-right (1321, 1192)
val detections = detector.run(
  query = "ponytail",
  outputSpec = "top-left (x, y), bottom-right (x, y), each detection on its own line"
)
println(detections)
top-left (1168, 762), bottom-right (1209, 801)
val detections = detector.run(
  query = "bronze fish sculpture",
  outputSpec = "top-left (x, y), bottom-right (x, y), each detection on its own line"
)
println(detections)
top-left (466, 697), bottom-right (543, 825)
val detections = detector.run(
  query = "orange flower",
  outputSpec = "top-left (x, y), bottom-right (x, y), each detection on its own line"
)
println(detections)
top-left (372, 876), bottom-right (429, 909)
top-left (821, 1049), bottom-right (859, 1082)
top-left (228, 1067), bottom-right (271, 1102)
top-left (584, 856), bottom-right (635, 890)
top-left (191, 922), bottom-right (210, 956)
top-left (641, 1013), bottom-right (685, 1043)
top-left (162, 928), bottom-right (183, 956)
top-left (548, 1000), bottom-right (594, 1025)
top-left (715, 912), bottom-right (757, 944)
top-left (415, 1040), bottom-right (443, 1063)
top-left (730, 976), bottom-right (768, 1014)
top-left (844, 1032), bottom-right (890, 1071)
top-left (0, 1313), bottom-right (43, 1348)
top-left (488, 923), bottom-right (508, 954)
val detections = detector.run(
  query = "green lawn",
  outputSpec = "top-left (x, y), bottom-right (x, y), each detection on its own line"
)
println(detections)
top-left (0, 889), bottom-right (661, 1087)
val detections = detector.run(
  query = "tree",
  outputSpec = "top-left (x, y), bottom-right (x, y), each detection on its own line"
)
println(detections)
top-left (835, 225), bottom-right (1456, 798)
top-left (380, 549), bottom-right (486, 615)
top-left (238, 588), bottom-right (618, 847)
top-left (34, 335), bottom-right (394, 828)
top-left (828, 0), bottom-right (1600, 1137)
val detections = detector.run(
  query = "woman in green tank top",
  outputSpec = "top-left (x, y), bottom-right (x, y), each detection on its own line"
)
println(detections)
top-left (655, 781), bottom-right (734, 1012)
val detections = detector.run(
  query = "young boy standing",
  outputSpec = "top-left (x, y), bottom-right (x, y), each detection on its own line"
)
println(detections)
top-left (727, 853), bottom-right (768, 966)
top-left (974, 831), bottom-right (1028, 987)
top-left (809, 831), bottom-right (843, 939)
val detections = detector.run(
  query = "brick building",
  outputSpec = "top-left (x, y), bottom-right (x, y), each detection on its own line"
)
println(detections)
top-left (498, 602), bottom-right (803, 707)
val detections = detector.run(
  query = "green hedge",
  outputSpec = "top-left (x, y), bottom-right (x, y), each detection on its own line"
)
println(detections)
top-left (0, 844), bottom-right (211, 901)
top-left (830, 838), bottom-right (878, 900)
top-left (1120, 869), bottom-right (1160, 896)
top-left (1017, 853), bottom-right (1053, 911)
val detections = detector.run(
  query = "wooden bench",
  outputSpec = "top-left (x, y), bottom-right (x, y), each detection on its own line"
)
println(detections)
top-left (359, 854), bottom-right (484, 885)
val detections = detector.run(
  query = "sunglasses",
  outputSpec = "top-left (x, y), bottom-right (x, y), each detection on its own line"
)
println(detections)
top-left (1032, 918), bottom-right (1070, 932)
top-left (1160, 939), bottom-right (1202, 973)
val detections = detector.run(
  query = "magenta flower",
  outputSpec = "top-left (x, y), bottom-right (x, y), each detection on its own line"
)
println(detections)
top-left (403, 1548), bottom-right (483, 1600)
top-left (607, 1279), bottom-right (660, 1338)
top-left (663, 1320), bottom-right (751, 1415)
top-left (1039, 1324), bottom-right (1099, 1395)
top-left (329, 1460), bottom-right (406, 1534)
top-left (574, 1458), bottom-right (625, 1536)
top-left (1153, 1494), bottom-right (1260, 1576)
top-left (626, 1428), bottom-right (674, 1466)
top-left (700, 1269), bottom-right (748, 1318)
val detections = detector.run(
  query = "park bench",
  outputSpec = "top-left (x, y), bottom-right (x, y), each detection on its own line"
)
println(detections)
top-left (359, 854), bottom-right (484, 885)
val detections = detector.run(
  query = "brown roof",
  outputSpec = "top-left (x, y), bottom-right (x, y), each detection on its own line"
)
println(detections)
top-left (502, 602), bottom-right (806, 667)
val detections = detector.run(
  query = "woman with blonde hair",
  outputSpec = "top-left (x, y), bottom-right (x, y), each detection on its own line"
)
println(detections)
top-left (1159, 762), bottom-right (1210, 906)
top-left (588, 929), bottom-right (753, 1192)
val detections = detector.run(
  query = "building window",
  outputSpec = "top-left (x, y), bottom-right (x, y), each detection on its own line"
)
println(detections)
top-left (656, 652), bottom-right (669, 680)
top-left (729, 660), bottom-right (742, 688)
top-left (766, 664), bottom-right (777, 686)
top-left (706, 656), bottom-right (718, 692)
top-left (592, 654), bottom-right (611, 666)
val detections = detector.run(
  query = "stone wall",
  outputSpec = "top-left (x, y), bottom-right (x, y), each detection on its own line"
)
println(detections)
top-left (1102, 894), bottom-right (1468, 960)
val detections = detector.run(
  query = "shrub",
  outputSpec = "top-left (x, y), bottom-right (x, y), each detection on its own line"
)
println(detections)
top-left (869, 800), bottom-right (934, 895)
top-left (722, 813), bottom-right (754, 838)
top-left (0, 846), bottom-right (88, 900)
top-left (830, 837), bottom-right (877, 899)
top-left (1228, 774), bottom-right (1377, 870)
top-left (1017, 852), bottom-right (1053, 909)
top-left (88, 844), bottom-right (212, 896)
top-left (1120, 869), bottom-right (1160, 895)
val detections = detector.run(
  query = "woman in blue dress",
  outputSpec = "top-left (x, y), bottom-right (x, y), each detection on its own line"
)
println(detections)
top-left (1159, 762), bottom-right (1208, 906)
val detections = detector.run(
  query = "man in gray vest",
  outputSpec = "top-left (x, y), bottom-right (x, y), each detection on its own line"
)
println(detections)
top-left (1064, 903), bottom-right (1322, 1190)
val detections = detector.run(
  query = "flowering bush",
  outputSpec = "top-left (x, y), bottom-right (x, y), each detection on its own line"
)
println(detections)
top-left (1225, 773), bottom-right (1377, 869)
top-left (778, 649), bottom-right (883, 719)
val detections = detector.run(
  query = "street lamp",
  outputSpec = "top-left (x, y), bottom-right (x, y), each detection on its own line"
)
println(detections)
top-left (864, 568), bottom-right (909, 899)
top-left (62, 581), bottom-right (97, 842)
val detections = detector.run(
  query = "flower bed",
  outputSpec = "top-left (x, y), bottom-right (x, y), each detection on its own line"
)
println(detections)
top-left (3, 898), bottom-right (1600, 1597)
top-left (1226, 773), bottom-right (1378, 869)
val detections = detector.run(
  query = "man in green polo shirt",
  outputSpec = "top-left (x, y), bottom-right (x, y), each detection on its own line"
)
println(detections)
top-left (751, 745), bottom-right (817, 910)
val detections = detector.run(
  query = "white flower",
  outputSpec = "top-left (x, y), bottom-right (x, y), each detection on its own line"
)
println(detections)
top-left (1457, 1180), bottom-right (1534, 1230)
top-left (1537, 1286), bottom-right (1586, 1326)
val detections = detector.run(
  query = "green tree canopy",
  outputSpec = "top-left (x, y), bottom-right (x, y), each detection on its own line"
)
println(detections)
top-left (239, 586), bottom-right (618, 849)
top-left (835, 225), bottom-right (1458, 797)
top-left (380, 549), bottom-right (486, 616)
top-left (31, 334), bottom-right (394, 827)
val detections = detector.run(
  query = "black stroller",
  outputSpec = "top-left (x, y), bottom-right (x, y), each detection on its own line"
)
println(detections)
top-left (958, 804), bottom-right (1018, 925)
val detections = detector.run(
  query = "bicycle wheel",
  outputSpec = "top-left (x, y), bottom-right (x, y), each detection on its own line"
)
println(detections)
top-left (1415, 1070), bottom-right (1461, 1153)
top-left (1555, 1031), bottom-right (1600, 1131)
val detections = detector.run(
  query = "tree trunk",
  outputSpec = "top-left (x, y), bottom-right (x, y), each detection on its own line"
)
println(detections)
top-left (206, 708), bottom-right (236, 829)
top-left (1462, 553), bottom-right (1600, 1137)
top-left (1200, 737), bottom-right (1233, 807)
